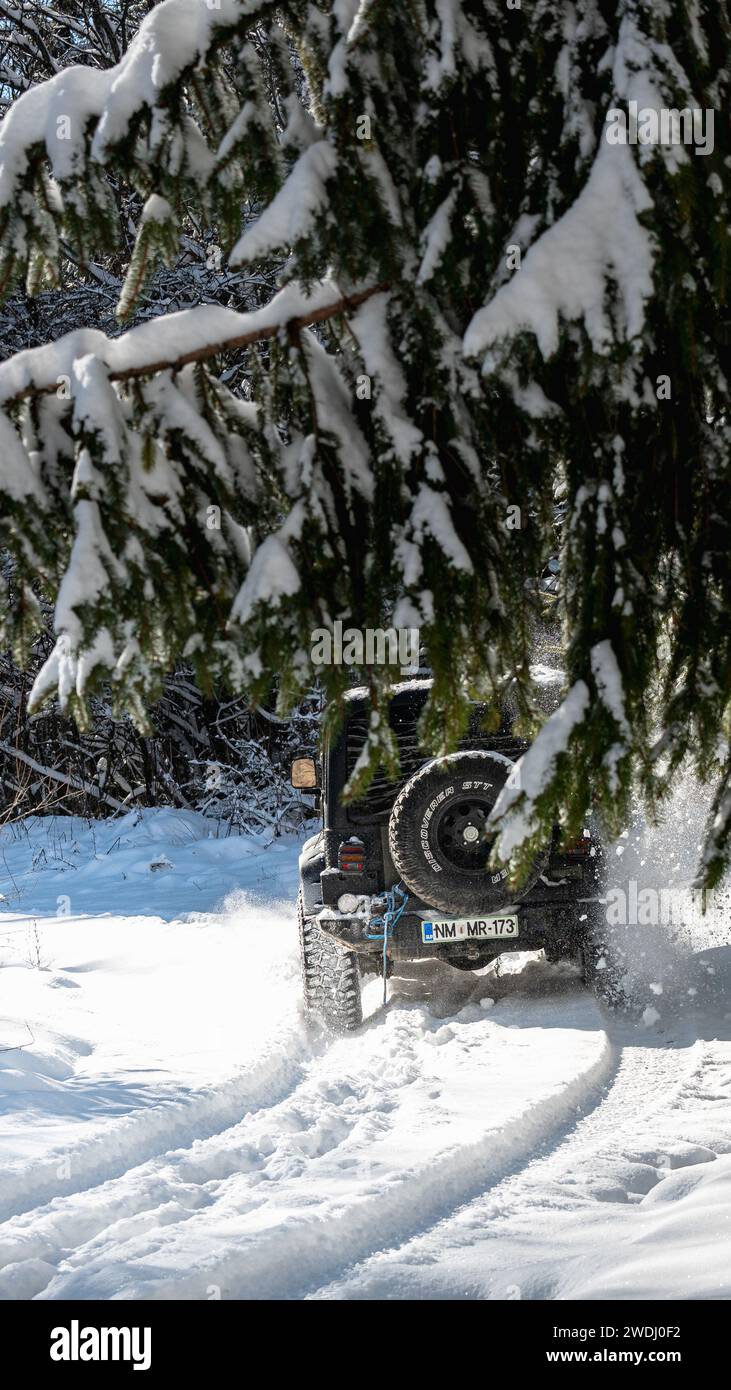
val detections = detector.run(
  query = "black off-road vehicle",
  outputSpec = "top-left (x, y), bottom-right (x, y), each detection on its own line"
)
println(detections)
top-left (293, 678), bottom-right (610, 1031)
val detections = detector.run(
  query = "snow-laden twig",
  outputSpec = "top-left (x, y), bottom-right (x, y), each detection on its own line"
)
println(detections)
top-left (0, 738), bottom-right (128, 812)
top-left (0, 279), bottom-right (388, 405)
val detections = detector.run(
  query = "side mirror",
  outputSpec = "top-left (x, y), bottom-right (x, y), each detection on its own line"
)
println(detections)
top-left (291, 756), bottom-right (319, 790)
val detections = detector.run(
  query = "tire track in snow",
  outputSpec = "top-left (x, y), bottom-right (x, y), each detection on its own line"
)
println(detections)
top-left (313, 1027), bottom-right (724, 1300)
top-left (18, 990), bottom-right (615, 1301)
top-left (0, 1021), bottom-right (313, 1229)
top-left (0, 892), bottom-right (309, 1232)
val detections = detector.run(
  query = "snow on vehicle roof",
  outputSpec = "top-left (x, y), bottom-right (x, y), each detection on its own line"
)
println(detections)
top-left (530, 664), bottom-right (566, 687)
top-left (342, 666), bottom-right (565, 703)
top-left (343, 678), bottom-right (433, 703)
top-left (340, 667), bottom-right (569, 706)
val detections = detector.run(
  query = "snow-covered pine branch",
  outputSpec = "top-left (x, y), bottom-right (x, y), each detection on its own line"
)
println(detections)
top-left (0, 278), bottom-right (387, 402)
top-left (0, 1), bottom-right (728, 886)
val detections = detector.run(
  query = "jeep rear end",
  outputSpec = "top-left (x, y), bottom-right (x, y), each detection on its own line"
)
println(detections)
top-left (297, 681), bottom-right (605, 985)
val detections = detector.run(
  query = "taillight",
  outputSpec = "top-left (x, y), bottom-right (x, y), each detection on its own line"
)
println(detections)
top-left (565, 829), bottom-right (592, 855)
top-left (338, 837), bottom-right (365, 873)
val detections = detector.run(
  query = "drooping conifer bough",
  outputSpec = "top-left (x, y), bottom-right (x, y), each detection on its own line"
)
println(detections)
top-left (0, 1), bottom-right (728, 885)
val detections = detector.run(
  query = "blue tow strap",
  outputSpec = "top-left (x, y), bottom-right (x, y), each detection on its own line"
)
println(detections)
top-left (366, 882), bottom-right (409, 1005)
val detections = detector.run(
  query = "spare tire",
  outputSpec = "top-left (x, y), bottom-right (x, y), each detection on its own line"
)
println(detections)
top-left (388, 750), bottom-right (546, 915)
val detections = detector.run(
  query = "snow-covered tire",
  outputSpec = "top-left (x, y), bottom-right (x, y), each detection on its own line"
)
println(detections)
top-left (298, 891), bottom-right (363, 1032)
top-left (388, 751), bottom-right (547, 915)
top-left (581, 939), bottom-right (629, 1011)
top-left (573, 857), bottom-right (629, 1009)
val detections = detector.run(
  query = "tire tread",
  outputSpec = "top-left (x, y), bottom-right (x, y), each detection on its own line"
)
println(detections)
top-left (298, 890), bottom-right (363, 1032)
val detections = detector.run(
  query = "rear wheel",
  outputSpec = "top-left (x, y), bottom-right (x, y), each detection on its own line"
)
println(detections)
top-left (581, 941), bottom-right (629, 1010)
top-left (579, 899), bottom-right (629, 1010)
top-left (298, 890), bottom-right (363, 1032)
top-left (559, 842), bottom-right (628, 1009)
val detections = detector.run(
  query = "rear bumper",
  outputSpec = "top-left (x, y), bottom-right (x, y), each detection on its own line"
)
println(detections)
top-left (317, 899), bottom-right (603, 961)
top-left (301, 830), bottom-right (605, 963)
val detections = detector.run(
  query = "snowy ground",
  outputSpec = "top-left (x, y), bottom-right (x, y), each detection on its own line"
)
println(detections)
top-left (0, 807), bottom-right (730, 1301)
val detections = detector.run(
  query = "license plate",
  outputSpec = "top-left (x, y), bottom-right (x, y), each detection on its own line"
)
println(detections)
top-left (421, 915), bottom-right (519, 943)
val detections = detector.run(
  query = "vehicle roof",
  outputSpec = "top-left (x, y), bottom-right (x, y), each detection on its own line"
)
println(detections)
top-left (341, 667), bottom-right (565, 704)
top-left (342, 678), bottom-right (434, 703)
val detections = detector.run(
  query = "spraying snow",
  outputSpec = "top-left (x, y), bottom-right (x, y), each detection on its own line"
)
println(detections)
top-left (0, 806), bottom-right (729, 1301)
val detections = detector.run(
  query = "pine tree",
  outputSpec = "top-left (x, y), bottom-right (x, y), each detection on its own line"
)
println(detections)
top-left (0, 2), bottom-right (728, 884)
